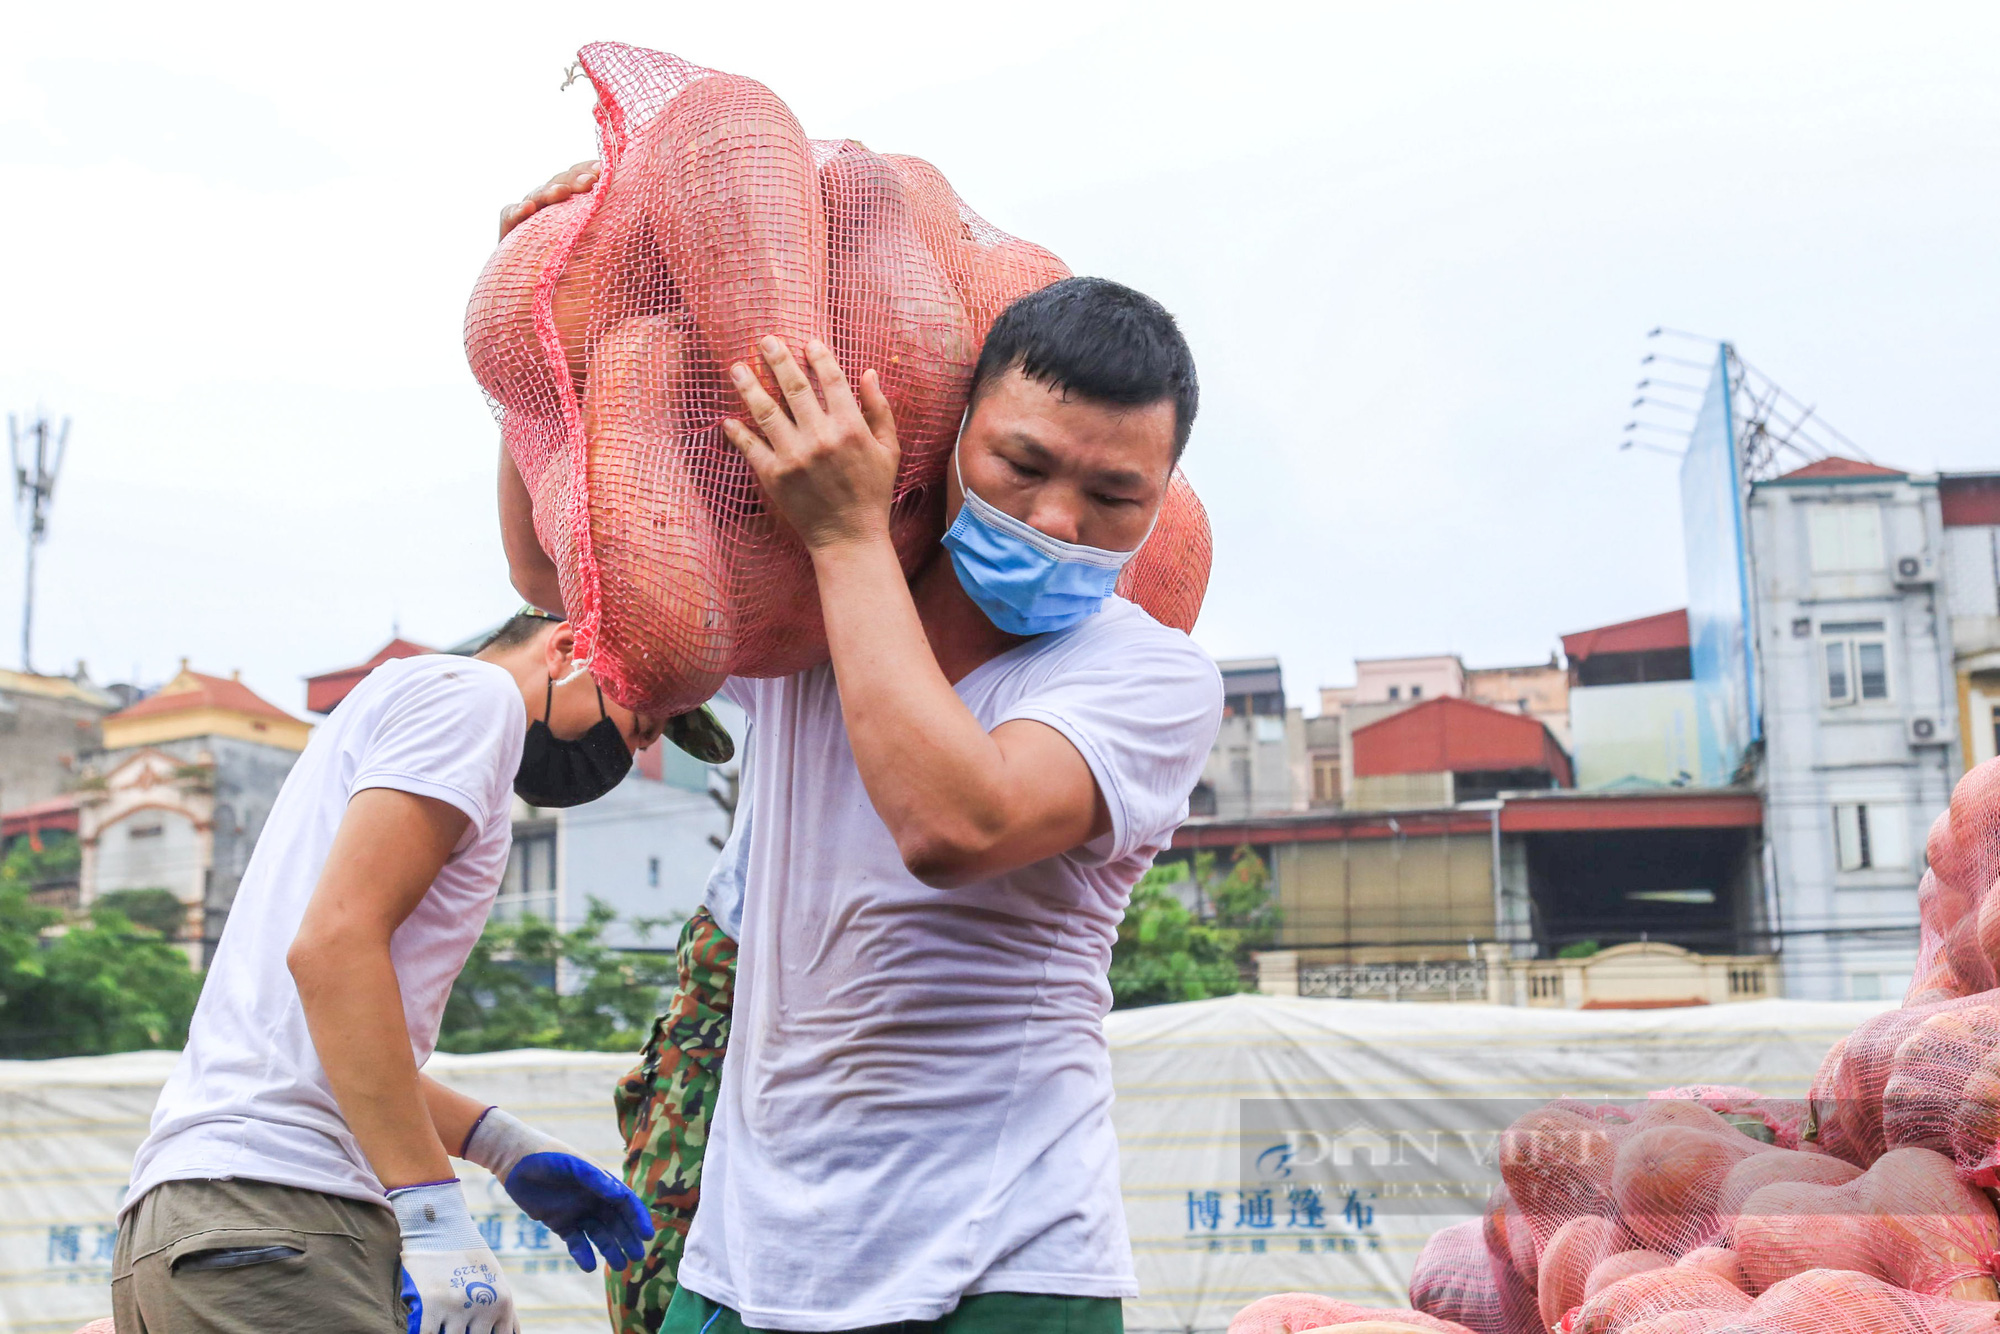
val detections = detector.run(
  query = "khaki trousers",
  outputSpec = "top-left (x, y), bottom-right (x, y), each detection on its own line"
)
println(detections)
top-left (112, 1177), bottom-right (405, 1333)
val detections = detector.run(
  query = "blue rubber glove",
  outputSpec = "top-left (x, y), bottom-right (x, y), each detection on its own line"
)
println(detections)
top-left (461, 1106), bottom-right (655, 1273)
top-left (401, 1265), bottom-right (420, 1334)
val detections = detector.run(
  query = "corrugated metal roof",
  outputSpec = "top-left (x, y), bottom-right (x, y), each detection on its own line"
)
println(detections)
top-left (1350, 696), bottom-right (1572, 786)
top-left (1560, 609), bottom-right (1689, 662)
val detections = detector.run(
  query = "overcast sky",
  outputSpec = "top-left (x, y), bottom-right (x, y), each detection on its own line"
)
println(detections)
top-left (2, 1), bottom-right (1996, 717)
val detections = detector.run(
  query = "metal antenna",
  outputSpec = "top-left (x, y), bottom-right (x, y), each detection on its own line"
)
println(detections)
top-left (1618, 334), bottom-right (1867, 484)
top-left (9, 412), bottom-right (68, 674)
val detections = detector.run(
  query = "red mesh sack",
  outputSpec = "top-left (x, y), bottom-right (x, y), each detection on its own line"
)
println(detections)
top-left (1538, 1216), bottom-right (1631, 1330)
top-left (1496, 1102), bottom-right (1623, 1264)
top-left (1499, 1099), bottom-right (1774, 1270)
top-left (466, 43), bottom-right (1213, 715)
top-left (1808, 988), bottom-right (2000, 1169)
top-left (1563, 1266), bottom-right (1750, 1334)
top-left (1908, 761), bottom-right (2000, 1005)
top-left (1732, 1268), bottom-right (2000, 1334)
top-left (1649, 1085), bottom-right (1807, 1151)
top-left (1729, 1147), bottom-right (2000, 1301)
top-left (1226, 1293), bottom-right (1473, 1333)
top-left (1408, 1217), bottom-right (1542, 1334)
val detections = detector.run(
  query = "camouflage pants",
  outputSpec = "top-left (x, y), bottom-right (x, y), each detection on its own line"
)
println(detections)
top-left (606, 906), bottom-right (738, 1334)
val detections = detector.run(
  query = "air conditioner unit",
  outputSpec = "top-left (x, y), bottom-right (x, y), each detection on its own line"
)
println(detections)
top-left (1894, 552), bottom-right (1937, 586)
top-left (1907, 714), bottom-right (1948, 746)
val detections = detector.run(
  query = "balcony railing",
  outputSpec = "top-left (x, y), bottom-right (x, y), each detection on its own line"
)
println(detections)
top-left (1297, 959), bottom-right (1488, 1002)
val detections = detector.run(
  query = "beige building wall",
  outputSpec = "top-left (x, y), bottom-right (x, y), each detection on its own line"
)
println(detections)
top-left (1466, 660), bottom-right (1571, 751)
top-left (1274, 832), bottom-right (1495, 961)
top-left (1353, 655), bottom-right (1465, 706)
top-left (1347, 772), bottom-right (1454, 811)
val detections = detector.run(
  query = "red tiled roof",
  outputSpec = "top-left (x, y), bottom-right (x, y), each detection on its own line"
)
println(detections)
top-left (305, 638), bottom-right (437, 714)
top-left (2, 794), bottom-right (80, 841)
top-left (1560, 609), bottom-right (1689, 663)
top-left (107, 670), bottom-right (301, 727)
top-left (1772, 456), bottom-right (1904, 482)
top-left (1351, 696), bottom-right (1573, 786)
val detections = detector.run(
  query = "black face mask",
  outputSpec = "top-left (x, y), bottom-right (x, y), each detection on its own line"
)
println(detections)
top-left (514, 678), bottom-right (633, 808)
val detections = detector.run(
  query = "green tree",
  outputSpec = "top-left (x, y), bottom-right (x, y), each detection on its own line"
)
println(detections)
top-left (438, 899), bottom-right (679, 1053)
top-left (1109, 846), bottom-right (1278, 1010)
top-left (1203, 846), bottom-right (1278, 946)
top-left (93, 889), bottom-right (187, 940)
top-left (1, 834), bottom-right (79, 893)
top-left (0, 839), bottom-right (202, 1057)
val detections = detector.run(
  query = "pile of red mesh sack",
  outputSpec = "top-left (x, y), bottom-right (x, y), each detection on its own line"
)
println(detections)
top-left (466, 42), bottom-right (1213, 716)
top-left (1227, 761), bottom-right (2000, 1334)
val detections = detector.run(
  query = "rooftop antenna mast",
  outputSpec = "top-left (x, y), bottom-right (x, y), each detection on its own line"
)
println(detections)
top-left (1619, 331), bottom-right (1865, 484)
top-left (9, 412), bottom-right (69, 674)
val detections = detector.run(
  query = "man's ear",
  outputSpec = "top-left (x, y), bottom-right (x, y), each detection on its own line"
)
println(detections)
top-left (542, 623), bottom-right (577, 679)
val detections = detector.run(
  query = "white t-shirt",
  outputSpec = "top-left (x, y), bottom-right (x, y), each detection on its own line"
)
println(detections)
top-left (123, 655), bottom-right (526, 1214)
top-left (678, 596), bottom-right (1223, 1330)
top-left (702, 726), bottom-right (751, 939)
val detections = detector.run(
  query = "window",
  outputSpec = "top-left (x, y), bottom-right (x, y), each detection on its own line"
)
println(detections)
top-left (1808, 504), bottom-right (1885, 573)
top-left (498, 828), bottom-right (558, 920)
top-left (1254, 715), bottom-right (1285, 743)
top-left (1991, 705), bottom-right (2000, 759)
top-left (647, 856), bottom-right (661, 888)
top-left (1387, 686), bottom-right (1400, 701)
top-left (1822, 622), bottom-right (1889, 705)
top-left (1410, 684), bottom-right (1423, 699)
top-left (1311, 757), bottom-right (1341, 807)
top-left (1835, 803), bottom-right (1910, 871)
top-left (1824, 642), bottom-right (1850, 703)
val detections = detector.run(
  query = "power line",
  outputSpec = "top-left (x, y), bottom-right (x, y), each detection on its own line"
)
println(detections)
top-left (9, 412), bottom-right (69, 675)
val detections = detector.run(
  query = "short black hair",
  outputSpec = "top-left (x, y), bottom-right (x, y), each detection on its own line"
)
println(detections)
top-left (969, 276), bottom-right (1199, 462)
top-left (479, 609), bottom-right (561, 654)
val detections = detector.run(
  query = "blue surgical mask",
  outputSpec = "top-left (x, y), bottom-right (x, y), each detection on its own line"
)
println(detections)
top-left (941, 446), bottom-right (1152, 636)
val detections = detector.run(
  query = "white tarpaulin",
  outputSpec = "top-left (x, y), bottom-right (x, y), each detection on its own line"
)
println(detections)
top-left (0, 995), bottom-right (1885, 1334)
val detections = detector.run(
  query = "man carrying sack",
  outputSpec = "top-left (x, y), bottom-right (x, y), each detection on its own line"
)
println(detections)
top-left (110, 613), bottom-right (721, 1334)
top-left (495, 178), bottom-right (1222, 1332)
top-left (675, 280), bottom-right (1221, 1331)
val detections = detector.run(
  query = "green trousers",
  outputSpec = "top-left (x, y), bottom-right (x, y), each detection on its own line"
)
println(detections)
top-left (661, 1286), bottom-right (1124, 1334)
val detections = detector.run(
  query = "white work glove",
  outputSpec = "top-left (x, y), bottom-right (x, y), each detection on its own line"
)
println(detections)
top-left (390, 1178), bottom-right (518, 1334)
top-left (462, 1106), bottom-right (653, 1272)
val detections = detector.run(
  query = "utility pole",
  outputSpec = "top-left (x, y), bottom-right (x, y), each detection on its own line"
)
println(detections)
top-left (10, 412), bottom-right (68, 675)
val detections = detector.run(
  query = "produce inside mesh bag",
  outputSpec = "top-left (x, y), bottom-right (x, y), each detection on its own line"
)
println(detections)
top-left (467, 43), bottom-right (1213, 715)
top-left (1394, 1092), bottom-right (2000, 1334)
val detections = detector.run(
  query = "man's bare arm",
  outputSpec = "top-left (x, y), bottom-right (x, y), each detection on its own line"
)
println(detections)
top-left (492, 161), bottom-right (602, 616)
top-left (420, 1073), bottom-right (491, 1160)
top-left (289, 788), bottom-right (469, 1188)
top-left (499, 445), bottom-right (565, 614)
top-left (723, 340), bottom-right (1108, 888)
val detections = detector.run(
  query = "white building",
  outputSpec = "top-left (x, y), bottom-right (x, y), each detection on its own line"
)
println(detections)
top-left (1746, 457), bottom-right (1958, 1001)
top-left (495, 718), bottom-right (737, 953)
